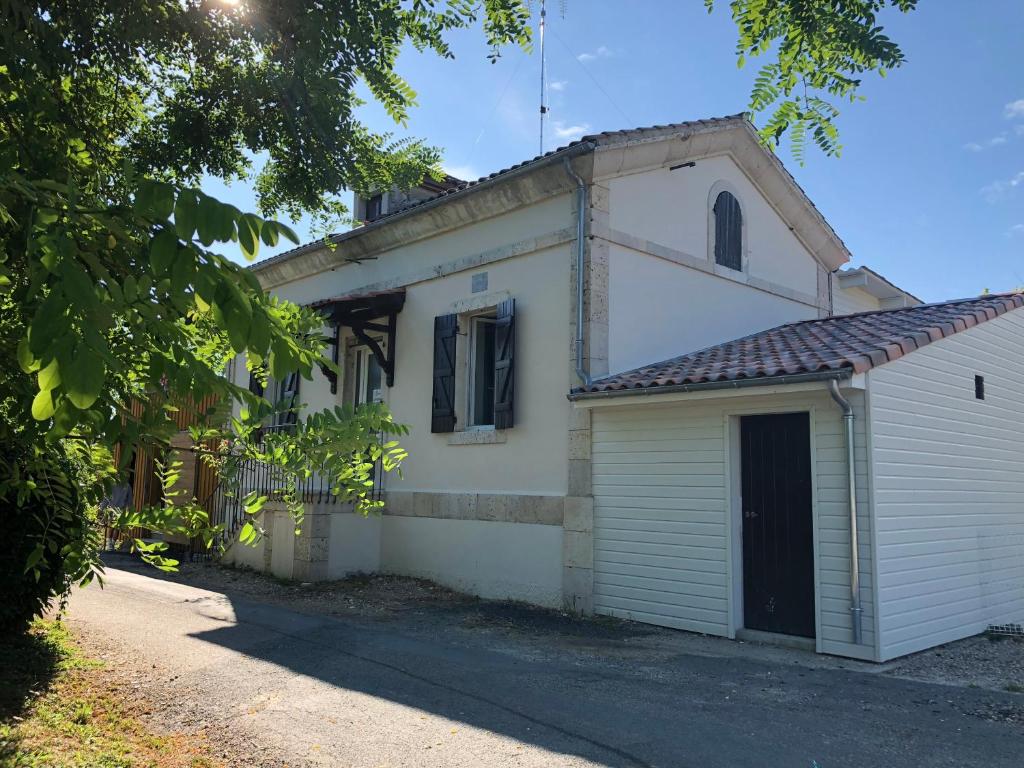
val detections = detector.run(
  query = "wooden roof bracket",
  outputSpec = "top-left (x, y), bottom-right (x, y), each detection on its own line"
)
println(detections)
top-left (316, 290), bottom-right (406, 393)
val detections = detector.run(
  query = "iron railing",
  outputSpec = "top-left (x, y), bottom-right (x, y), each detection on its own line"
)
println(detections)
top-left (99, 426), bottom-right (387, 560)
top-left (188, 427), bottom-right (387, 557)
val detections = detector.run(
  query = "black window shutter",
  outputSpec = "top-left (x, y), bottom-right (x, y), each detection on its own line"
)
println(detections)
top-left (431, 314), bottom-right (458, 433)
top-left (714, 191), bottom-right (743, 271)
top-left (248, 371), bottom-right (264, 397)
top-left (493, 298), bottom-right (516, 430)
top-left (277, 372), bottom-right (300, 426)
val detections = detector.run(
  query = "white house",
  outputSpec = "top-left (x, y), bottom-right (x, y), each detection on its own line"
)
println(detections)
top-left (227, 115), bottom-right (1024, 662)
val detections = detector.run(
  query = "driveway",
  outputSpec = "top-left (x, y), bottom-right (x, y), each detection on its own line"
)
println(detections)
top-left (65, 557), bottom-right (1024, 768)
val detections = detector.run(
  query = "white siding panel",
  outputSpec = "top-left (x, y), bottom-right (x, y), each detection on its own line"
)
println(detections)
top-left (869, 308), bottom-right (1024, 660)
top-left (833, 286), bottom-right (882, 316)
top-left (591, 390), bottom-right (876, 658)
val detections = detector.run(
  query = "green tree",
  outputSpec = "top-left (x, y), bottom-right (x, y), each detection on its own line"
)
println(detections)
top-left (0, 0), bottom-right (533, 603)
top-left (708, 0), bottom-right (919, 161)
top-left (0, 0), bottom-right (914, 620)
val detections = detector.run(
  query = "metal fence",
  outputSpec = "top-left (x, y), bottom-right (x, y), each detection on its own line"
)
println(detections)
top-left (187, 429), bottom-right (386, 558)
top-left (101, 426), bottom-right (387, 561)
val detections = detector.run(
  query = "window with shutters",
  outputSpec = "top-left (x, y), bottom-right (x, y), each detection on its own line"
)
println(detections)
top-left (712, 189), bottom-right (743, 271)
top-left (431, 298), bottom-right (515, 435)
top-left (364, 193), bottom-right (383, 222)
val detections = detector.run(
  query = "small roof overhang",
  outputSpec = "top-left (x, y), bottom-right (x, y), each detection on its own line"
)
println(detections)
top-left (310, 289), bottom-right (406, 391)
top-left (837, 267), bottom-right (921, 309)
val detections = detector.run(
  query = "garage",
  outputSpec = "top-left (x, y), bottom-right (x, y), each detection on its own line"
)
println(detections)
top-left (575, 294), bottom-right (1024, 661)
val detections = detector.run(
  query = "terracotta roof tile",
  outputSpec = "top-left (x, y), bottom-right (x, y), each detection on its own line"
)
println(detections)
top-left (576, 294), bottom-right (1024, 395)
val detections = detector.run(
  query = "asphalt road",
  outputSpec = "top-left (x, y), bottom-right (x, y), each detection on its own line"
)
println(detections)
top-left (65, 561), bottom-right (1024, 768)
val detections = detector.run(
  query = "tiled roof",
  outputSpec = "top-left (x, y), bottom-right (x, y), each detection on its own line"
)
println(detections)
top-left (575, 294), bottom-right (1024, 395)
top-left (372, 115), bottom-right (749, 222)
top-left (250, 115), bottom-right (750, 273)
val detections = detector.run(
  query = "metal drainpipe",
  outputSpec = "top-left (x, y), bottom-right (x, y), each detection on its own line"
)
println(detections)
top-left (827, 378), bottom-right (863, 645)
top-left (564, 157), bottom-right (591, 387)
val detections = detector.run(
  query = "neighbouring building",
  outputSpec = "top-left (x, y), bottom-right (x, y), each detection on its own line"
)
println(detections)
top-left (223, 115), bottom-right (1024, 662)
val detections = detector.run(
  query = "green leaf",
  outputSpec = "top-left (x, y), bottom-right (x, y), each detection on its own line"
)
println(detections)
top-left (276, 221), bottom-right (300, 245)
top-left (17, 338), bottom-right (40, 373)
top-left (24, 543), bottom-right (45, 574)
top-left (150, 229), bottom-right (179, 277)
top-left (260, 220), bottom-right (280, 247)
top-left (237, 214), bottom-right (260, 260)
top-left (170, 246), bottom-right (197, 295)
top-left (239, 522), bottom-right (257, 545)
top-left (195, 194), bottom-right (218, 246)
top-left (151, 182), bottom-right (175, 221)
top-left (37, 358), bottom-right (60, 391)
top-left (31, 388), bottom-right (55, 420)
top-left (174, 189), bottom-right (199, 240)
top-left (63, 345), bottom-right (105, 410)
top-left (50, 400), bottom-right (81, 438)
top-left (59, 260), bottom-right (96, 309)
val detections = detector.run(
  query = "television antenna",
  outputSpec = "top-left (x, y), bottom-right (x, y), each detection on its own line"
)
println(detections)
top-left (538, 0), bottom-right (548, 155)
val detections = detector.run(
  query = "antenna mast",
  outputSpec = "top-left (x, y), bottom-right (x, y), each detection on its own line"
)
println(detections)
top-left (538, 0), bottom-right (547, 155)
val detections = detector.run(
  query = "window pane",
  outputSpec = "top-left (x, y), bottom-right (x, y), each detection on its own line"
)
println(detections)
top-left (366, 354), bottom-right (382, 402)
top-left (472, 320), bottom-right (496, 425)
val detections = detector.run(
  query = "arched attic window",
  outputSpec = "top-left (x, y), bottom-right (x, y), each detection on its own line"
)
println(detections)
top-left (713, 190), bottom-right (743, 271)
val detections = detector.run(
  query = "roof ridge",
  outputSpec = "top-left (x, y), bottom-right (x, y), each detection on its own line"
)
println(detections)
top-left (782, 291), bottom-right (1024, 327)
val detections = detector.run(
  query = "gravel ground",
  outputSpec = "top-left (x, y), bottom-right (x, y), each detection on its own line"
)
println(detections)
top-left (887, 633), bottom-right (1024, 694)
top-left (72, 630), bottom-right (297, 768)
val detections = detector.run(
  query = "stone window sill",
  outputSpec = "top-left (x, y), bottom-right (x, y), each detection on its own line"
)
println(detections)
top-left (447, 429), bottom-right (507, 446)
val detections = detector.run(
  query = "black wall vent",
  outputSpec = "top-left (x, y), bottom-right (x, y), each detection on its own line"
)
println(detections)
top-left (975, 375), bottom-right (985, 400)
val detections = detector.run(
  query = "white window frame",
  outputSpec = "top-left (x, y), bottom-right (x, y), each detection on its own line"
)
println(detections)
top-left (467, 314), bottom-right (497, 430)
top-left (352, 345), bottom-right (384, 406)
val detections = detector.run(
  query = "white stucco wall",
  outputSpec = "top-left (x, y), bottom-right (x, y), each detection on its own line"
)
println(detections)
top-left (223, 535), bottom-right (265, 572)
top-left (868, 309), bottom-right (1024, 660)
top-left (588, 386), bottom-right (876, 660)
top-left (383, 245), bottom-right (572, 495)
top-left (327, 512), bottom-right (382, 578)
top-left (379, 516), bottom-right (564, 607)
top-left (269, 194), bottom-right (573, 306)
top-left (607, 246), bottom-right (818, 375)
top-left (606, 155), bottom-right (823, 299)
top-left (258, 197), bottom-right (574, 498)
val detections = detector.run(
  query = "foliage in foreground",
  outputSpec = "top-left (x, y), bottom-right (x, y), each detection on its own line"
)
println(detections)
top-left (0, 442), bottom-right (102, 632)
top-left (0, 620), bottom-right (227, 767)
top-left (0, 0), bottom-right (531, 613)
top-left (708, 0), bottom-right (919, 160)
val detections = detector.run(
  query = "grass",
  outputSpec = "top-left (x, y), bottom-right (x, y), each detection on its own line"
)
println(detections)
top-left (0, 620), bottom-right (225, 768)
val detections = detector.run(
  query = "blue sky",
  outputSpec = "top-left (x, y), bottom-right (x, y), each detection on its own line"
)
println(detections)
top-left (214, 0), bottom-right (1024, 302)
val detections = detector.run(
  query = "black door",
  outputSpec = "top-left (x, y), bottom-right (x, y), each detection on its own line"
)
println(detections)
top-left (741, 412), bottom-right (815, 638)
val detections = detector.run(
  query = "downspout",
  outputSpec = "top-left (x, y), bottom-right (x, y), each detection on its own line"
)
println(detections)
top-left (827, 378), bottom-right (863, 645)
top-left (564, 157), bottom-right (591, 387)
